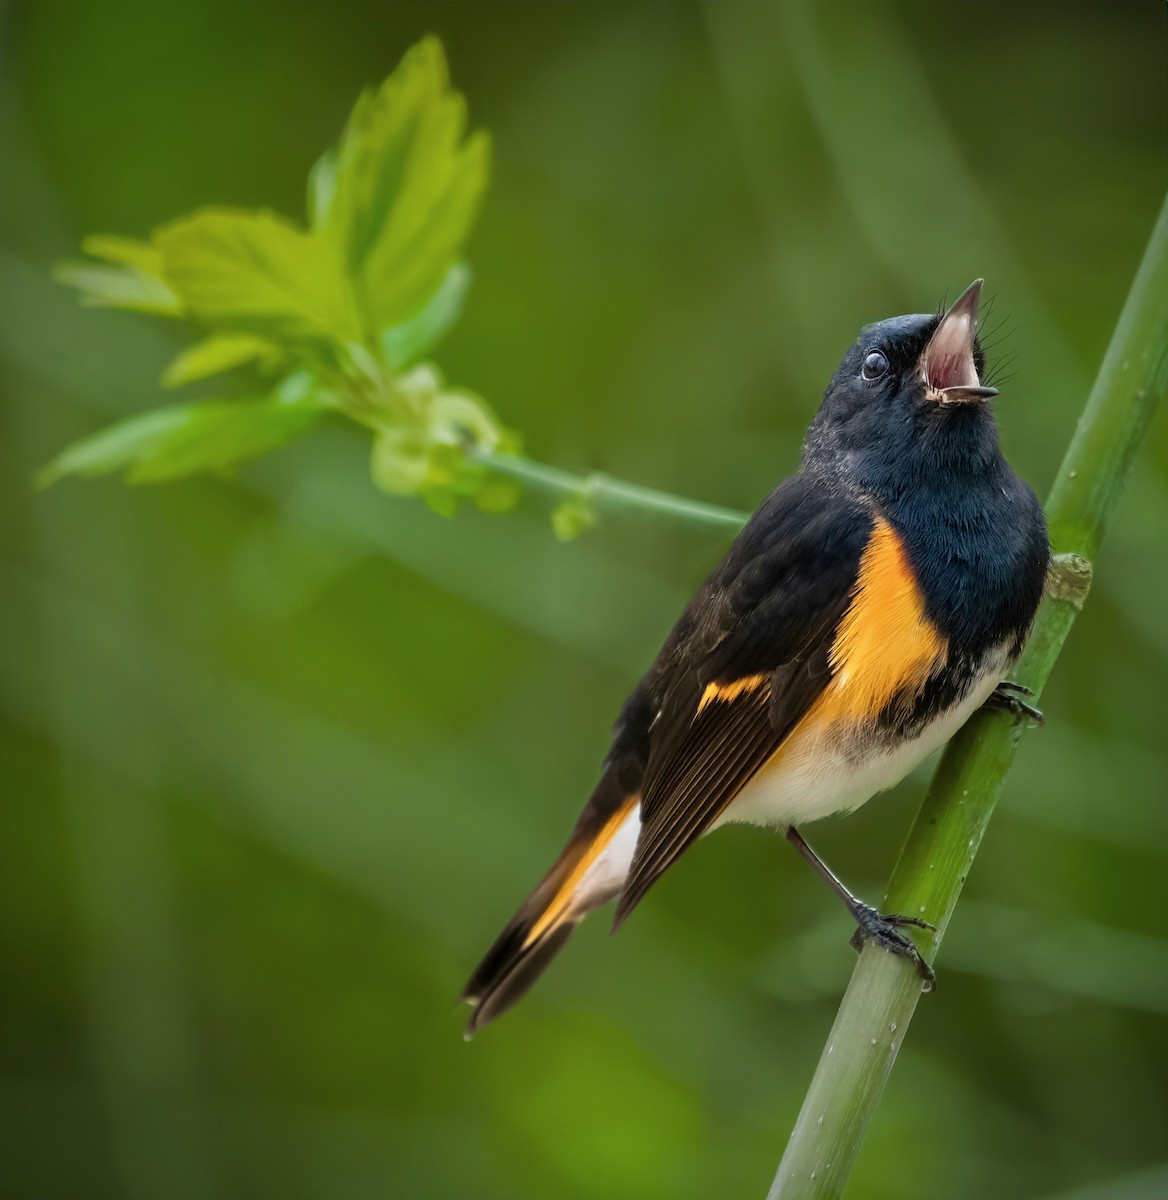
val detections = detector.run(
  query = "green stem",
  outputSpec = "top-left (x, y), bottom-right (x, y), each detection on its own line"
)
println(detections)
top-left (768, 194), bottom-right (1168, 1199)
top-left (473, 449), bottom-right (749, 532)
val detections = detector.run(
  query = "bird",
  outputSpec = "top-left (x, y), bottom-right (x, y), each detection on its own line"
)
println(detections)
top-left (461, 280), bottom-right (1049, 1037)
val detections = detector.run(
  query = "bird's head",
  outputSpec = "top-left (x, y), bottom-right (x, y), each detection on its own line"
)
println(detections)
top-left (805, 280), bottom-right (1003, 495)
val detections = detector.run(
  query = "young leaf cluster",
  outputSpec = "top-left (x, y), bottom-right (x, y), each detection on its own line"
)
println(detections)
top-left (46, 38), bottom-right (518, 517)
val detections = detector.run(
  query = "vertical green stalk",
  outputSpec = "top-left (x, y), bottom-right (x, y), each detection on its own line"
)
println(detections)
top-left (769, 192), bottom-right (1168, 1200)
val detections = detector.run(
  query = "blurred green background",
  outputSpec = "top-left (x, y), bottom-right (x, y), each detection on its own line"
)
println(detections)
top-left (2, 2), bottom-right (1166, 1198)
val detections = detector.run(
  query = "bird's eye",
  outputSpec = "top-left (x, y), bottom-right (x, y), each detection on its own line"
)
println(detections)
top-left (862, 350), bottom-right (889, 381)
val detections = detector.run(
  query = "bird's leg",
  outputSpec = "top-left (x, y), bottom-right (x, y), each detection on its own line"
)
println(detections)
top-left (984, 680), bottom-right (1044, 726)
top-left (785, 826), bottom-right (935, 987)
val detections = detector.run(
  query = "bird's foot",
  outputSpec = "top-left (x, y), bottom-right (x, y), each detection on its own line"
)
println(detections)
top-left (848, 904), bottom-right (936, 989)
top-left (984, 680), bottom-right (1044, 726)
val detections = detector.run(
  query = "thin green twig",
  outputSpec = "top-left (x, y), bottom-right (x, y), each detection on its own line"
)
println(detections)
top-left (473, 449), bottom-right (749, 532)
top-left (768, 193), bottom-right (1168, 1199)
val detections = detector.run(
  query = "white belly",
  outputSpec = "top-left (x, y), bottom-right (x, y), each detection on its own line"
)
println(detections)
top-left (566, 649), bottom-right (1011, 916)
top-left (713, 659), bottom-right (1007, 831)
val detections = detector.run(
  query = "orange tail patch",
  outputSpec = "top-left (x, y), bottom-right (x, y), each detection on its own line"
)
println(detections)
top-left (524, 795), bottom-right (638, 947)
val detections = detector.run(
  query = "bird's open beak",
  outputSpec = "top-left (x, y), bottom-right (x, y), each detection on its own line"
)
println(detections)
top-left (920, 279), bottom-right (998, 404)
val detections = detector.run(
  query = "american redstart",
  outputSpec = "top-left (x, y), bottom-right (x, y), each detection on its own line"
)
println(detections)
top-left (462, 280), bottom-right (1049, 1036)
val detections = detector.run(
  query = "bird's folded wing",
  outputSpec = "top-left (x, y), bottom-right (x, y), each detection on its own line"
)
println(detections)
top-left (613, 493), bottom-right (872, 926)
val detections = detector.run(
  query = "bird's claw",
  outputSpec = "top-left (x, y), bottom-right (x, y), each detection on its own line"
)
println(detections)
top-left (985, 681), bottom-right (1044, 727)
top-left (849, 903), bottom-right (936, 989)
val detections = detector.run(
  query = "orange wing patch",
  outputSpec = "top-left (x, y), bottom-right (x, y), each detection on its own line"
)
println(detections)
top-left (697, 673), bottom-right (769, 714)
top-left (523, 795), bottom-right (638, 948)
top-left (820, 517), bottom-right (947, 723)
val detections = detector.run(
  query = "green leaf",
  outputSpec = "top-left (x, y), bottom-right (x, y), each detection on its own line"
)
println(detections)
top-left (81, 234), bottom-right (166, 275)
top-left (127, 401), bottom-right (324, 482)
top-left (307, 151), bottom-right (339, 232)
top-left (153, 208), bottom-right (359, 342)
top-left (56, 233), bottom-right (182, 316)
top-left (323, 37), bottom-right (490, 329)
top-left (551, 496), bottom-right (599, 541)
top-left (421, 486), bottom-right (460, 518)
top-left (275, 369), bottom-right (332, 406)
top-left (54, 260), bottom-right (182, 316)
top-left (38, 407), bottom-right (195, 487)
top-left (381, 262), bottom-right (471, 369)
top-left (162, 334), bottom-right (282, 388)
top-left (324, 43), bottom-right (445, 266)
top-left (472, 471), bottom-right (522, 514)
top-left (362, 125), bottom-right (489, 331)
top-left (39, 401), bottom-right (324, 487)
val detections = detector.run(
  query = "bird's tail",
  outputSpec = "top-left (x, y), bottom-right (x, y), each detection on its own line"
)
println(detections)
top-left (460, 776), bottom-right (640, 1037)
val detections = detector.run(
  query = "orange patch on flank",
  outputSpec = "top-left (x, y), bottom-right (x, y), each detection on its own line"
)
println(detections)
top-left (697, 673), bottom-right (769, 714)
top-left (523, 795), bottom-right (639, 948)
top-left (818, 517), bottom-right (947, 724)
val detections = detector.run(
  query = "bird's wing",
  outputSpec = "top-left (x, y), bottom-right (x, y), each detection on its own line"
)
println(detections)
top-left (615, 480), bottom-right (945, 925)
